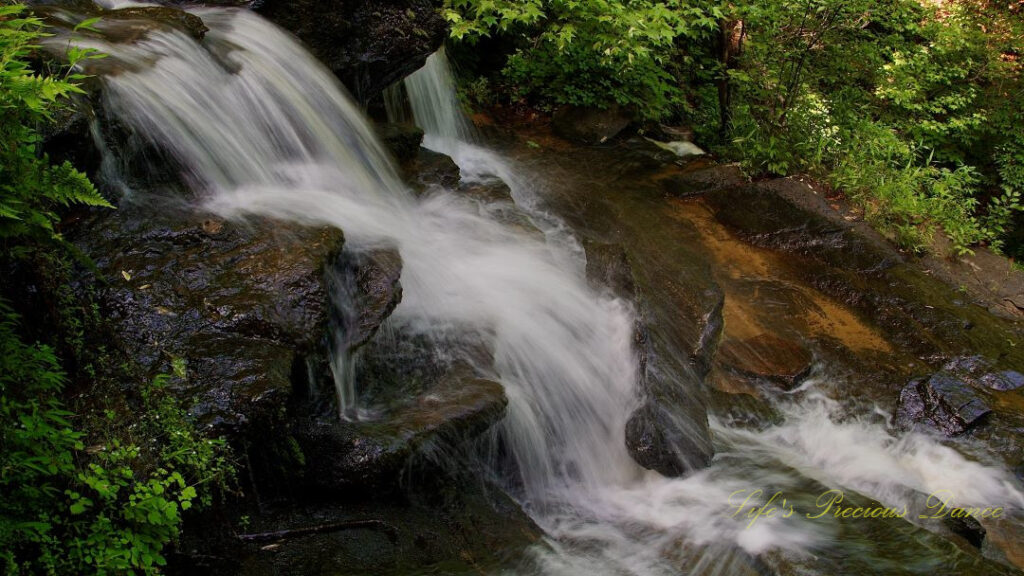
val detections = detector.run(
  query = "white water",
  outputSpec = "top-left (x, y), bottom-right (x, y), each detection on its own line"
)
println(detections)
top-left (396, 48), bottom-right (587, 275)
top-left (72, 8), bottom-right (1023, 574)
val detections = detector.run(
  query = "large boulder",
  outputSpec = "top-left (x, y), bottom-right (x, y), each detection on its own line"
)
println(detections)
top-left (253, 0), bottom-right (448, 103)
top-left (70, 201), bottom-right (345, 434)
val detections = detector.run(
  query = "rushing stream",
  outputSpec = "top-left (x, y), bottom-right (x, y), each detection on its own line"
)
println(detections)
top-left (58, 6), bottom-right (1023, 574)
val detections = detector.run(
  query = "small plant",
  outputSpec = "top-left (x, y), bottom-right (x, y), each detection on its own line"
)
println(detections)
top-left (0, 306), bottom-right (235, 574)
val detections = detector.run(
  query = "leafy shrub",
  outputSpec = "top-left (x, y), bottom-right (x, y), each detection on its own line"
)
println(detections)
top-left (445, 0), bottom-right (721, 119)
top-left (0, 306), bottom-right (235, 575)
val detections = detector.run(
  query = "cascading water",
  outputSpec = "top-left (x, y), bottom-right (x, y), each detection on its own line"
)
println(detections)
top-left (393, 48), bottom-right (587, 273)
top-left (77, 0), bottom-right (642, 535)
top-left (64, 6), bottom-right (1024, 575)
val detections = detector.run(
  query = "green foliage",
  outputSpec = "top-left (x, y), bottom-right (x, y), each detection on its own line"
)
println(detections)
top-left (449, 0), bottom-right (1024, 254)
top-left (830, 122), bottom-right (984, 253)
top-left (0, 4), bottom-right (110, 251)
top-left (724, 0), bottom-right (1023, 254)
top-left (445, 0), bottom-right (721, 119)
top-left (0, 306), bottom-right (235, 575)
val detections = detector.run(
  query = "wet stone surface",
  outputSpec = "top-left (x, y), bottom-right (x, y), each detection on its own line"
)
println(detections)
top-left (895, 372), bottom-right (994, 437)
top-left (70, 200), bottom-right (344, 434)
top-left (717, 334), bottom-right (814, 391)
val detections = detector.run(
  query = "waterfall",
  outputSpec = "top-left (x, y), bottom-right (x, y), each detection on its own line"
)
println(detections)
top-left (84, 4), bottom-right (640, 507)
top-left (72, 7), bottom-right (1024, 575)
top-left (404, 46), bottom-right (476, 143)
top-left (399, 48), bottom-right (588, 275)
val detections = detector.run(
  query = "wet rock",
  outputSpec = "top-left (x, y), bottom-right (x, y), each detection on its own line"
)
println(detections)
top-left (943, 355), bottom-right (994, 375)
top-left (332, 248), bottom-right (403, 351)
top-left (704, 178), bottom-right (1024, 368)
top-left (183, 335), bottom-right (296, 431)
top-left (706, 388), bottom-right (782, 430)
top-left (659, 164), bottom-right (745, 198)
top-left (894, 373), bottom-right (992, 436)
top-left (706, 180), bottom-right (897, 274)
top-left (176, 480), bottom-right (541, 576)
top-left (625, 400), bottom-right (712, 476)
top-left (406, 147), bottom-right (460, 191)
top-left (459, 178), bottom-right (513, 204)
top-left (944, 514), bottom-right (987, 548)
top-left (294, 374), bottom-right (507, 493)
top-left (376, 122), bottom-right (424, 164)
top-left (981, 516), bottom-right (1024, 571)
top-left (552, 104), bottom-right (632, 145)
top-left (102, 7), bottom-right (209, 40)
top-left (718, 334), bottom-right (813, 391)
top-left (31, 3), bottom-right (209, 42)
top-left (254, 0), bottom-right (447, 103)
top-left (583, 240), bottom-right (635, 297)
top-left (456, 178), bottom-right (546, 240)
top-left (70, 201), bottom-right (344, 433)
top-left (937, 356), bottom-right (1024, 392)
top-left (583, 241), bottom-right (717, 477)
top-left (625, 319), bottom-right (716, 477)
top-left (982, 371), bottom-right (1024, 391)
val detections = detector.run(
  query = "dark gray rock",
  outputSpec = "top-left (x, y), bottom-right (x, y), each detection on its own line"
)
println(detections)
top-left (70, 201), bottom-right (344, 434)
top-left (31, 3), bottom-right (209, 41)
top-left (927, 373), bottom-right (993, 432)
top-left (294, 374), bottom-right (507, 493)
top-left (405, 147), bottom-right (460, 191)
top-left (254, 0), bottom-right (448, 103)
top-left (625, 400), bottom-right (712, 476)
top-left (706, 389), bottom-right (782, 431)
top-left (552, 104), bottom-right (632, 145)
top-left (895, 373), bottom-right (992, 436)
top-left (980, 371), bottom-right (1024, 391)
top-left (331, 248), bottom-right (403, 352)
top-left (176, 479), bottom-right (541, 576)
top-left (583, 240), bottom-right (635, 297)
top-left (624, 312), bottom-right (716, 478)
top-left (459, 178), bottom-right (513, 205)
top-left (659, 165), bottom-right (745, 198)
top-left (577, 239), bottom-right (714, 477)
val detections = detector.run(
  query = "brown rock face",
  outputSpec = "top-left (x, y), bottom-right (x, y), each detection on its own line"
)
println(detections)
top-left (718, 334), bottom-right (814, 391)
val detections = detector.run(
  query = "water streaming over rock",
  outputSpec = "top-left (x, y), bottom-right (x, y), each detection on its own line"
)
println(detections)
top-left (67, 7), bottom-right (1024, 574)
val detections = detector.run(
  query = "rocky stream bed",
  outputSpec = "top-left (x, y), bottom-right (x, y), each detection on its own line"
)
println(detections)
top-left (23, 1), bottom-right (1024, 574)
